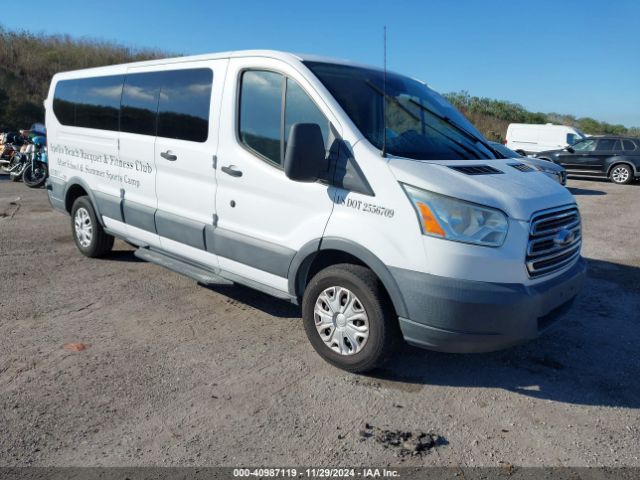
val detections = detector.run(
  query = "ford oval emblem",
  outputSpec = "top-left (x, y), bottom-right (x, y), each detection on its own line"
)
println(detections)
top-left (553, 229), bottom-right (575, 247)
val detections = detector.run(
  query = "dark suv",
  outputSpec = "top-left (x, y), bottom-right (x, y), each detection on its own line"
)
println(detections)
top-left (533, 136), bottom-right (640, 184)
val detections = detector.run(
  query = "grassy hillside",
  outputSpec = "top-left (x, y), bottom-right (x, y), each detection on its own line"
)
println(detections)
top-left (0, 26), bottom-right (637, 140)
top-left (445, 91), bottom-right (640, 142)
top-left (0, 26), bottom-right (166, 131)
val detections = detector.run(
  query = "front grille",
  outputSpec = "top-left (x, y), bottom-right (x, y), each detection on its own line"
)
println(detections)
top-left (449, 165), bottom-right (504, 175)
top-left (526, 206), bottom-right (581, 278)
top-left (509, 163), bottom-right (535, 172)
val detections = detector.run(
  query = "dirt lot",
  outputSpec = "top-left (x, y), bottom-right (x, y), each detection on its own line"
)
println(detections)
top-left (0, 174), bottom-right (639, 467)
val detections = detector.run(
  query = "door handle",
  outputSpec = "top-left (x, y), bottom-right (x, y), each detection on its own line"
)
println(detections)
top-left (221, 165), bottom-right (243, 177)
top-left (161, 151), bottom-right (177, 161)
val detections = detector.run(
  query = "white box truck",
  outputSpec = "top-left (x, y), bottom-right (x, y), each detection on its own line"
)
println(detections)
top-left (44, 51), bottom-right (586, 372)
top-left (506, 123), bottom-right (586, 155)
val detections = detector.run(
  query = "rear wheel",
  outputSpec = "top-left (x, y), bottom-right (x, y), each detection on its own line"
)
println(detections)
top-left (70, 196), bottom-right (114, 257)
top-left (609, 164), bottom-right (633, 185)
top-left (302, 264), bottom-right (400, 373)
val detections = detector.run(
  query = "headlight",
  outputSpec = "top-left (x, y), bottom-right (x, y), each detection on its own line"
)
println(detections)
top-left (402, 184), bottom-right (509, 247)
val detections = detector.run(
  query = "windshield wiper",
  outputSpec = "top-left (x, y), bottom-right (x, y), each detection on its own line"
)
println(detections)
top-left (407, 98), bottom-right (504, 159)
top-left (365, 81), bottom-right (486, 159)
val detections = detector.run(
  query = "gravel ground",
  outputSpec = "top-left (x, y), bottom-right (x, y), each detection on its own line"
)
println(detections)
top-left (0, 174), bottom-right (639, 467)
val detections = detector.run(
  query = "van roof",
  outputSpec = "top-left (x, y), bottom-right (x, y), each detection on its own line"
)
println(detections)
top-left (508, 123), bottom-right (580, 131)
top-left (54, 50), bottom-right (384, 77)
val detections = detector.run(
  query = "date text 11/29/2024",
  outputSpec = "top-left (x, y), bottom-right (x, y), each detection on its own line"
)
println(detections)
top-left (232, 468), bottom-right (400, 477)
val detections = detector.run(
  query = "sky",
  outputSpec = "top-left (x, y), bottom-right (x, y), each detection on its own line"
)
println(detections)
top-left (5, 0), bottom-right (640, 127)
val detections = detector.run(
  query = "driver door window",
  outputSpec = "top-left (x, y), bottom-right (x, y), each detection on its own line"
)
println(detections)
top-left (239, 70), bottom-right (330, 167)
top-left (572, 139), bottom-right (596, 152)
top-left (566, 133), bottom-right (581, 145)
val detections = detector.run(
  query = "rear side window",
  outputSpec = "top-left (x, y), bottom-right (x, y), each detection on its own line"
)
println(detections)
top-left (596, 139), bottom-right (619, 151)
top-left (120, 72), bottom-right (162, 136)
top-left (622, 140), bottom-right (637, 151)
top-left (157, 68), bottom-right (213, 142)
top-left (53, 75), bottom-right (124, 130)
top-left (239, 70), bottom-right (284, 164)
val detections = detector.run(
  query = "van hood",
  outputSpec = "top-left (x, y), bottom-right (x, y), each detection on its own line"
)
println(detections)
top-left (387, 157), bottom-right (575, 221)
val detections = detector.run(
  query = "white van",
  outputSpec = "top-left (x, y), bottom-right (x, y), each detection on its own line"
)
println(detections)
top-left (45, 51), bottom-right (586, 372)
top-left (506, 123), bottom-right (585, 155)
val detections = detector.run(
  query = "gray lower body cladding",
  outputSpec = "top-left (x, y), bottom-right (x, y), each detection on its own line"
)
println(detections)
top-left (46, 179), bottom-right (295, 278)
top-left (48, 177), bottom-right (587, 355)
top-left (393, 258), bottom-right (587, 353)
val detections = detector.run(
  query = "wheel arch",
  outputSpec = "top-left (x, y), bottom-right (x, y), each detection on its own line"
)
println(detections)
top-left (288, 237), bottom-right (408, 319)
top-left (63, 177), bottom-right (105, 226)
top-left (606, 160), bottom-right (637, 176)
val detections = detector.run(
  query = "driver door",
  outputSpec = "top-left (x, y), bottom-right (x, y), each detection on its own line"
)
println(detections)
top-left (214, 58), bottom-right (341, 292)
top-left (558, 138), bottom-right (597, 171)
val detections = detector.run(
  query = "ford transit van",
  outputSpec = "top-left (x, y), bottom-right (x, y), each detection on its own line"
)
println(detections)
top-left (506, 123), bottom-right (586, 155)
top-left (45, 51), bottom-right (586, 372)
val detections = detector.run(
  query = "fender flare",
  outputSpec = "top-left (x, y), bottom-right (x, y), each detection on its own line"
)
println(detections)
top-left (63, 176), bottom-right (106, 227)
top-left (287, 237), bottom-right (408, 318)
top-left (606, 160), bottom-right (638, 176)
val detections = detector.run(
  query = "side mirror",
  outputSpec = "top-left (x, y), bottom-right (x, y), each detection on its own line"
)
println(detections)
top-left (565, 146), bottom-right (575, 153)
top-left (284, 123), bottom-right (327, 182)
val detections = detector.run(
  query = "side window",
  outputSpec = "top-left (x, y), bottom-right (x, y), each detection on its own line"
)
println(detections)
top-left (52, 80), bottom-right (77, 126)
top-left (239, 70), bottom-right (284, 164)
top-left (572, 139), bottom-right (596, 152)
top-left (596, 139), bottom-right (618, 151)
top-left (566, 133), bottom-right (579, 145)
top-left (120, 72), bottom-right (162, 136)
top-left (53, 75), bottom-right (124, 130)
top-left (157, 68), bottom-right (213, 142)
top-left (284, 78), bottom-right (330, 155)
top-left (239, 71), bottom-right (331, 167)
top-left (622, 140), bottom-right (636, 151)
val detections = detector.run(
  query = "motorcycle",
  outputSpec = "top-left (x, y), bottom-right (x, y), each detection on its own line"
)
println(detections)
top-left (0, 132), bottom-right (24, 174)
top-left (21, 135), bottom-right (48, 188)
top-left (8, 133), bottom-right (31, 181)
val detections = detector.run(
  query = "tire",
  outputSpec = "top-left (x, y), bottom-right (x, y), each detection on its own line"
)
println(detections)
top-left (302, 263), bottom-right (400, 373)
top-left (70, 196), bottom-right (114, 258)
top-left (22, 162), bottom-right (48, 188)
top-left (609, 164), bottom-right (633, 185)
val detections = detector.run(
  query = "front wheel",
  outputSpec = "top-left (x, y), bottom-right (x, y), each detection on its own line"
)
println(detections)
top-left (22, 162), bottom-right (48, 188)
top-left (302, 264), bottom-right (400, 373)
top-left (71, 196), bottom-right (114, 257)
top-left (609, 164), bottom-right (633, 185)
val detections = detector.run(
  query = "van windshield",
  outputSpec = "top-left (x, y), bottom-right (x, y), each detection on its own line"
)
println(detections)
top-left (304, 61), bottom-right (498, 160)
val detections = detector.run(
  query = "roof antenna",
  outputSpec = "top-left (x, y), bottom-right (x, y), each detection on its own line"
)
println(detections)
top-left (381, 25), bottom-right (387, 158)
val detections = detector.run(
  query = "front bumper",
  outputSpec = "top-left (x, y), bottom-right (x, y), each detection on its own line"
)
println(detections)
top-left (393, 257), bottom-right (586, 353)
